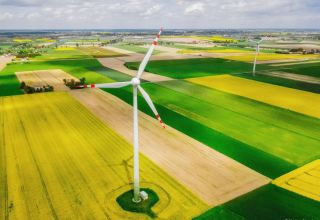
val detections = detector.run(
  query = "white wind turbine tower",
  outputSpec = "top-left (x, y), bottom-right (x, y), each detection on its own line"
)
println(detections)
top-left (76, 28), bottom-right (165, 203)
top-left (250, 39), bottom-right (264, 77)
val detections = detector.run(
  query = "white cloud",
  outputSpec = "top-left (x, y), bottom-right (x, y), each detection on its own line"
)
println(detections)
top-left (0, 0), bottom-right (319, 29)
top-left (185, 2), bottom-right (204, 14)
top-left (140, 4), bottom-right (162, 16)
top-left (0, 12), bottom-right (13, 21)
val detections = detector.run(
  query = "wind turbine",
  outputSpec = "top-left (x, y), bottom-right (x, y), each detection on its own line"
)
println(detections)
top-left (249, 39), bottom-right (263, 77)
top-left (76, 28), bottom-right (165, 203)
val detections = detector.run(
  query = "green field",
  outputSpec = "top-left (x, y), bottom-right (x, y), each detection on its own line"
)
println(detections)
top-left (147, 81), bottom-right (320, 165)
top-left (166, 44), bottom-right (275, 53)
top-left (0, 59), bottom-right (115, 96)
top-left (1, 44), bottom-right (320, 219)
top-left (112, 43), bottom-right (161, 54)
top-left (280, 62), bottom-right (320, 78)
top-left (125, 58), bottom-right (270, 79)
top-left (32, 48), bottom-right (90, 60)
top-left (106, 79), bottom-right (320, 178)
top-left (238, 72), bottom-right (320, 93)
top-left (78, 47), bottom-right (124, 58)
top-left (195, 184), bottom-right (320, 220)
top-left (3, 56), bottom-right (317, 178)
top-left (32, 47), bottom-right (124, 61)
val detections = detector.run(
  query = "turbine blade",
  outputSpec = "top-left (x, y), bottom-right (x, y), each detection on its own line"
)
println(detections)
top-left (76, 81), bottom-right (131, 89)
top-left (138, 85), bottom-right (165, 128)
top-left (136, 28), bottom-right (163, 79)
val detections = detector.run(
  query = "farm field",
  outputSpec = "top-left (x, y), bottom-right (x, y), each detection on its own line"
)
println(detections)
top-left (178, 48), bottom-right (253, 54)
top-left (125, 58), bottom-right (267, 79)
top-left (71, 89), bottom-right (269, 206)
top-left (279, 62), bottom-right (320, 78)
top-left (0, 92), bottom-right (209, 219)
top-left (0, 58), bottom-right (115, 96)
top-left (188, 74), bottom-right (320, 118)
top-left (108, 80), bottom-right (320, 176)
top-left (164, 35), bottom-right (239, 43)
top-left (224, 53), bottom-right (320, 62)
top-left (112, 44), bottom-right (161, 54)
top-left (98, 57), bottom-right (172, 82)
top-left (13, 38), bottom-right (33, 43)
top-left (32, 47), bottom-right (124, 61)
top-left (1, 31), bottom-right (320, 219)
top-left (78, 47), bottom-right (124, 58)
top-left (15, 69), bottom-right (77, 91)
top-left (273, 159), bottom-right (320, 202)
top-left (195, 184), bottom-right (320, 220)
top-left (32, 48), bottom-right (89, 60)
top-left (237, 73), bottom-right (320, 94)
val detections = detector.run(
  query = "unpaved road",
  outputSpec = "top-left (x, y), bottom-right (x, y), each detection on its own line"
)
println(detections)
top-left (71, 88), bottom-right (270, 206)
top-left (271, 60), bottom-right (320, 67)
top-left (0, 55), bottom-right (13, 71)
top-left (98, 58), bottom-right (173, 82)
top-left (259, 71), bottom-right (320, 85)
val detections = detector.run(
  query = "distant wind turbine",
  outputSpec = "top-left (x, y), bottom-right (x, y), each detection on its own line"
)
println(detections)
top-left (77, 28), bottom-right (165, 203)
top-left (249, 39), bottom-right (264, 77)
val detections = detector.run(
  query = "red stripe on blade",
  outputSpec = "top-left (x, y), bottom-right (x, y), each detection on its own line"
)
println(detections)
top-left (153, 41), bottom-right (157, 45)
top-left (84, 84), bottom-right (88, 88)
top-left (91, 84), bottom-right (95, 88)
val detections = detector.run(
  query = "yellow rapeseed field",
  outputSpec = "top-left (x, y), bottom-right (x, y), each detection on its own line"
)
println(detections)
top-left (55, 47), bottom-right (76, 51)
top-left (13, 38), bottom-right (33, 43)
top-left (179, 49), bottom-right (252, 54)
top-left (273, 160), bottom-right (320, 202)
top-left (224, 53), bottom-right (320, 62)
top-left (188, 74), bottom-right (320, 119)
top-left (0, 92), bottom-right (208, 219)
top-left (192, 36), bottom-right (239, 43)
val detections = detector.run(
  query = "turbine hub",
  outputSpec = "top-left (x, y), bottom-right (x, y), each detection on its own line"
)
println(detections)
top-left (131, 77), bottom-right (140, 86)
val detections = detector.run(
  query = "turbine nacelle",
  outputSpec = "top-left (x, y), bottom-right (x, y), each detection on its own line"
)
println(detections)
top-left (131, 77), bottom-right (140, 87)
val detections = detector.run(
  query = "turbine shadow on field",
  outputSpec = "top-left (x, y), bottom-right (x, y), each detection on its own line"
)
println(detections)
top-left (107, 156), bottom-right (134, 184)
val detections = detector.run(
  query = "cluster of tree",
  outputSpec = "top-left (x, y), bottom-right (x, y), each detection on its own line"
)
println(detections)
top-left (158, 41), bottom-right (174, 46)
top-left (289, 48), bottom-right (305, 53)
top-left (289, 48), bottom-right (320, 54)
top-left (275, 50), bottom-right (290, 54)
top-left (63, 77), bottom-right (86, 89)
top-left (20, 81), bottom-right (54, 94)
top-left (5, 43), bottom-right (44, 58)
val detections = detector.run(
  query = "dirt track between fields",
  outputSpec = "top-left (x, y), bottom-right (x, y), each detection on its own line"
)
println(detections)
top-left (71, 88), bottom-right (270, 206)
top-left (98, 57), bottom-right (173, 82)
top-left (259, 71), bottom-right (320, 85)
top-left (271, 60), bottom-right (320, 66)
top-left (15, 69), bottom-right (77, 91)
top-left (257, 58), bottom-right (312, 64)
top-left (98, 46), bottom-right (206, 82)
top-left (0, 56), bottom-right (13, 71)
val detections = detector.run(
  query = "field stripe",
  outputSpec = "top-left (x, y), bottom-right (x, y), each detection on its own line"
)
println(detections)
top-left (0, 98), bottom-right (8, 220)
top-left (71, 89), bottom-right (270, 206)
top-left (1, 92), bottom-right (208, 219)
top-left (273, 159), bottom-right (320, 202)
top-left (188, 74), bottom-right (320, 119)
top-left (17, 115), bottom-right (59, 220)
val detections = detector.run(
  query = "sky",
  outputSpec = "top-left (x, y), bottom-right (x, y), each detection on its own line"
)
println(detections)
top-left (0, 0), bottom-right (319, 29)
